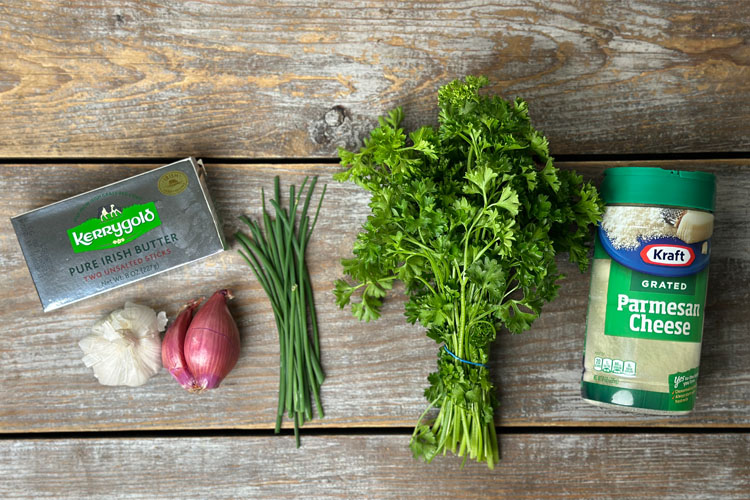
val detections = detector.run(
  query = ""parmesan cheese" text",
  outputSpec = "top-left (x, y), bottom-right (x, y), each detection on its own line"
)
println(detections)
top-left (617, 293), bottom-right (700, 336)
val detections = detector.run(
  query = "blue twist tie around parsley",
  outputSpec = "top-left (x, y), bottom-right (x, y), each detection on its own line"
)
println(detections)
top-left (443, 345), bottom-right (488, 368)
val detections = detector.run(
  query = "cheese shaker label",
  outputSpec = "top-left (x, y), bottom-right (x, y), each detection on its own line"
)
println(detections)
top-left (582, 205), bottom-right (713, 414)
top-left (603, 251), bottom-right (707, 343)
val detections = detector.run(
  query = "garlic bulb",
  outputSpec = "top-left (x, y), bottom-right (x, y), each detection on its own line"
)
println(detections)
top-left (79, 302), bottom-right (168, 387)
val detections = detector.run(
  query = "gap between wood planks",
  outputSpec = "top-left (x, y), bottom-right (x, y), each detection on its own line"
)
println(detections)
top-left (1, 426), bottom-right (748, 441)
top-left (1, 152), bottom-right (750, 165)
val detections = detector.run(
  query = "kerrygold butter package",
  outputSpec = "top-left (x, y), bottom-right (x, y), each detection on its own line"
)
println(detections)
top-left (11, 158), bottom-right (226, 311)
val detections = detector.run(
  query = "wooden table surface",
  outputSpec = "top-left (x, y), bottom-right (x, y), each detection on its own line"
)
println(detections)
top-left (1, 2), bottom-right (748, 498)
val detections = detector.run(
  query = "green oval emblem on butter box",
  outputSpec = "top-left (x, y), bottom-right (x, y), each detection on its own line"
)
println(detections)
top-left (67, 202), bottom-right (162, 253)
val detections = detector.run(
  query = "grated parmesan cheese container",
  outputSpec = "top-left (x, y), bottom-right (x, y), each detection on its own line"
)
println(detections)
top-left (581, 167), bottom-right (716, 414)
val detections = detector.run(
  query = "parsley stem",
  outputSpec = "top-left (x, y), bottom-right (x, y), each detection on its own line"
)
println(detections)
top-left (458, 278), bottom-right (467, 359)
top-left (412, 275), bottom-right (438, 297)
top-left (411, 397), bottom-right (438, 439)
top-left (473, 236), bottom-right (501, 263)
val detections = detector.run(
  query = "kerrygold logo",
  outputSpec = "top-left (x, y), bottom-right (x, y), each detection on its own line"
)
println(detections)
top-left (68, 202), bottom-right (161, 253)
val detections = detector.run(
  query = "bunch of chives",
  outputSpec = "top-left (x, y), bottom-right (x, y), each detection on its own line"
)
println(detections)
top-left (236, 176), bottom-right (326, 447)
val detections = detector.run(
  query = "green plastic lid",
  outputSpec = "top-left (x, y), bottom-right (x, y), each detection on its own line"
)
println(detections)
top-left (601, 167), bottom-right (716, 212)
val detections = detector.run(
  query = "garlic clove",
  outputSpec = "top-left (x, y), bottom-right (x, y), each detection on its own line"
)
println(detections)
top-left (184, 289), bottom-right (241, 392)
top-left (161, 298), bottom-right (202, 390)
top-left (111, 302), bottom-right (167, 340)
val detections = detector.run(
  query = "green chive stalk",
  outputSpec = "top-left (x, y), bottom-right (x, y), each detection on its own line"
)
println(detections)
top-left (236, 176), bottom-right (326, 446)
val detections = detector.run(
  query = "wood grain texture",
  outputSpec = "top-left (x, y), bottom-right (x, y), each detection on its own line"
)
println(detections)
top-left (0, 1), bottom-right (748, 158)
top-left (1, 433), bottom-right (748, 499)
top-left (1, 160), bottom-right (748, 433)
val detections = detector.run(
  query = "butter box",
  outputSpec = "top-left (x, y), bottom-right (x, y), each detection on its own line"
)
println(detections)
top-left (11, 158), bottom-right (226, 311)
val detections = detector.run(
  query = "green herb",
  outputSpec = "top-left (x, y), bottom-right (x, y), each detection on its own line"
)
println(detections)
top-left (334, 76), bottom-right (603, 467)
top-left (236, 176), bottom-right (327, 447)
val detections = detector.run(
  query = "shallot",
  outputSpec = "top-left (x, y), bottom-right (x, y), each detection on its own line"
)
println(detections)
top-left (162, 290), bottom-right (240, 392)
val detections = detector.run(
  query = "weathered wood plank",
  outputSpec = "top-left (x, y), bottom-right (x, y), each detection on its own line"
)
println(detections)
top-left (0, 1), bottom-right (748, 158)
top-left (0, 160), bottom-right (748, 432)
top-left (1, 433), bottom-right (748, 499)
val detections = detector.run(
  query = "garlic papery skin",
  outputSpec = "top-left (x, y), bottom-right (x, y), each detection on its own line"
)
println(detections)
top-left (184, 289), bottom-right (240, 392)
top-left (79, 302), bottom-right (168, 387)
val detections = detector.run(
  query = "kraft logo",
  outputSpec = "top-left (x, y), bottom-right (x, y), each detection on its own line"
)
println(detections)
top-left (640, 244), bottom-right (695, 267)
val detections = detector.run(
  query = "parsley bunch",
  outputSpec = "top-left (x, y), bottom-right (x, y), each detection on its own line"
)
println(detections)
top-left (334, 76), bottom-right (602, 468)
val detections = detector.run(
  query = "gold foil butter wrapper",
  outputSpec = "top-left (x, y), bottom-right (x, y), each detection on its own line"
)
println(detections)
top-left (11, 158), bottom-right (226, 311)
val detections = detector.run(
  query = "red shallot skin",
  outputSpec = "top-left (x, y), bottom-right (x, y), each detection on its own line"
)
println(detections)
top-left (161, 298), bottom-right (202, 389)
top-left (184, 289), bottom-right (241, 391)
